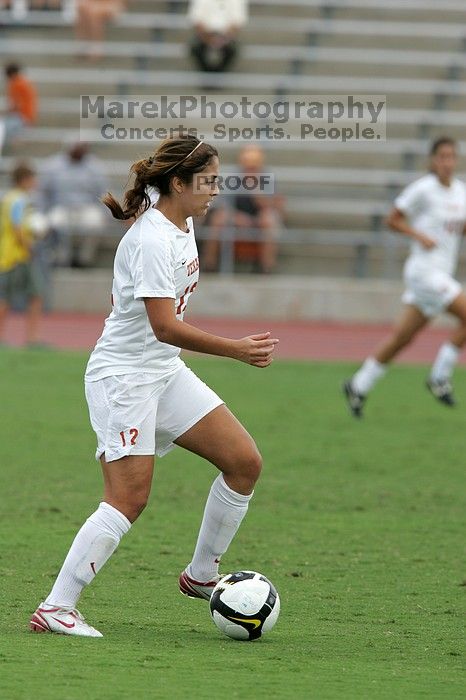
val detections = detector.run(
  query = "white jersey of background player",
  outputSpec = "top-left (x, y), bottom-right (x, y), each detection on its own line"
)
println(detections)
top-left (400, 173), bottom-right (465, 278)
top-left (30, 136), bottom-right (278, 637)
top-left (344, 137), bottom-right (466, 417)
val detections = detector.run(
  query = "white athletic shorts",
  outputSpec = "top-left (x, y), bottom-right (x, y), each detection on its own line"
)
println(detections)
top-left (402, 265), bottom-right (461, 318)
top-left (85, 361), bottom-right (224, 462)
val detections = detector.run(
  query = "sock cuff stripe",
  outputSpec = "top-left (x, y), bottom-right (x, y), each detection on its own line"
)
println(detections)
top-left (98, 502), bottom-right (132, 533)
top-left (217, 475), bottom-right (253, 505)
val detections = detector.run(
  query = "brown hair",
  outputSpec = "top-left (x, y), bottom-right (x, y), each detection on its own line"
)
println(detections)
top-left (430, 136), bottom-right (456, 156)
top-left (102, 135), bottom-right (218, 221)
top-left (12, 162), bottom-right (35, 185)
top-left (4, 62), bottom-right (21, 78)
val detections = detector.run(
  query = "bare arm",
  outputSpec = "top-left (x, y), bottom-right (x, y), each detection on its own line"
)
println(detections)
top-left (144, 297), bottom-right (278, 368)
top-left (385, 208), bottom-right (436, 249)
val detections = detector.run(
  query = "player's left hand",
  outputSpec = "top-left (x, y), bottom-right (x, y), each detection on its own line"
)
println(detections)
top-left (235, 332), bottom-right (279, 368)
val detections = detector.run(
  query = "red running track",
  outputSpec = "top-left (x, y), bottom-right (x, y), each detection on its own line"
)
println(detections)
top-left (3, 312), bottom-right (465, 365)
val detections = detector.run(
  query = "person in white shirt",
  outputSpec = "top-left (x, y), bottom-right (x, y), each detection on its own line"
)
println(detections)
top-left (30, 135), bottom-right (279, 637)
top-left (38, 140), bottom-right (109, 267)
top-left (344, 137), bottom-right (466, 417)
top-left (188, 0), bottom-right (248, 73)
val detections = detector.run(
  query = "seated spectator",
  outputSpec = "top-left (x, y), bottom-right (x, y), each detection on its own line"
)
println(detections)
top-left (202, 144), bottom-right (284, 274)
top-left (188, 0), bottom-right (248, 73)
top-left (75, 0), bottom-right (125, 61)
top-left (0, 63), bottom-right (37, 155)
top-left (37, 139), bottom-right (109, 267)
top-left (0, 162), bottom-right (46, 347)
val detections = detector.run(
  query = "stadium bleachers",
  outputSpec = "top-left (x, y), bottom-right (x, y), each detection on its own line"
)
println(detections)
top-left (2, 0), bottom-right (466, 276)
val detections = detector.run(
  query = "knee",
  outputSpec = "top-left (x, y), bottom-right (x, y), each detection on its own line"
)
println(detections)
top-left (250, 448), bottom-right (263, 483)
top-left (116, 493), bottom-right (149, 523)
top-left (235, 445), bottom-right (263, 487)
top-left (258, 211), bottom-right (273, 230)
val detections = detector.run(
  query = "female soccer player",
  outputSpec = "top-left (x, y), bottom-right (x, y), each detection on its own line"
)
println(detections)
top-left (344, 137), bottom-right (466, 417)
top-left (30, 135), bottom-right (278, 637)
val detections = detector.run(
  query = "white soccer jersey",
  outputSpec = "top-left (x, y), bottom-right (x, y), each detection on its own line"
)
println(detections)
top-left (188, 0), bottom-right (248, 32)
top-left (85, 206), bottom-right (200, 380)
top-left (395, 173), bottom-right (466, 275)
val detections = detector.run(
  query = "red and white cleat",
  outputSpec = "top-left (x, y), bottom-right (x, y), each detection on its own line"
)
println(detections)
top-left (30, 603), bottom-right (103, 637)
top-left (179, 570), bottom-right (221, 601)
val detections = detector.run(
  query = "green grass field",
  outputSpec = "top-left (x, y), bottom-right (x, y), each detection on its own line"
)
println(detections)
top-left (0, 350), bottom-right (464, 699)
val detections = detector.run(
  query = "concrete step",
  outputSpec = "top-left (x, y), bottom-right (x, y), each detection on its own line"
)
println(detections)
top-left (18, 51), bottom-right (292, 75)
top-left (300, 60), bottom-right (448, 81)
top-left (276, 243), bottom-right (405, 279)
top-left (7, 134), bottom-right (413, 172)
top-left (321, 33), bottom-right (462, 52)
top-left (283, 211), bottom-right (374, 230)
top-left (333, 7), bottom-right (466, 23)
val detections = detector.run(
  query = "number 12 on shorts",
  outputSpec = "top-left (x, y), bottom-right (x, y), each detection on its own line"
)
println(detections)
top-left (119, 428), bottom-right (139, 447)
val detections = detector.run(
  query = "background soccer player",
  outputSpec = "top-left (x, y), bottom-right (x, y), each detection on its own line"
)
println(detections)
top-left (30, 135), bottom-right (278, 637)
top-left (344, 137), bottom-right (466, 417)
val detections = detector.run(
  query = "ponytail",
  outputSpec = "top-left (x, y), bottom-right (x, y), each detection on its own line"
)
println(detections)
top-left (102, 160), bottom-right (152, 221)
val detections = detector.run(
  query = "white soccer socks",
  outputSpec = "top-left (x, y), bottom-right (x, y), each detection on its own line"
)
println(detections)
top-left (45, 502), bottom-right (131, 609)
top-left (430, 342), bottom-right (460, 382)
top-left (45, 480), bottom-right (252, 607)
top-left (352, 356), bottom-right (387, 395)
top-left (187, 474), bottom-right (252, 583)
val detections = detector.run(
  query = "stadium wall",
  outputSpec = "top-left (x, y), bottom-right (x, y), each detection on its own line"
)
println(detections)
top-left (52, 269), bottom-right (456, 326)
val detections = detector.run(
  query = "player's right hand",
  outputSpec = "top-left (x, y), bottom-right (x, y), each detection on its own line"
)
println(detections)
top-left (233, 332), bottom-right (279, 367)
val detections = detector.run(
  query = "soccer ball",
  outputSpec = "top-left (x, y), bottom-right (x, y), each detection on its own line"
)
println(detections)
top-left (26, 211), bottom-right (49, 239)
top-left (209, 571), bottom-right (280, 641)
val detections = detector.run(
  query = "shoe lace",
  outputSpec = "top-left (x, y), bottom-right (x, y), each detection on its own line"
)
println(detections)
top-left (71, 608), bottom-right (87, 624)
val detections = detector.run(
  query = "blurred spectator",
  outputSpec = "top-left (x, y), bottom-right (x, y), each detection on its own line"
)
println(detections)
top-left (0, 63), bottom-right (37, 155)
top-left (202, 144), bottom-right (284, 274)
top-left (75, 0), bottom-right (125, 61)
top-left (0, 162), bottom-right (47, 347)
top-left (38, 140), bottom-right (108, 267)
top-left (188, 0), bottom-right (248, 73)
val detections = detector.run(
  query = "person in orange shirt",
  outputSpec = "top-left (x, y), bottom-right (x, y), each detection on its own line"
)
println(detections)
top-left (6, 62), bottom-right (38, 125)
top-left (0, 63), bottom-right (37, 154)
